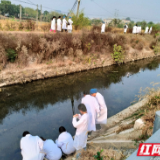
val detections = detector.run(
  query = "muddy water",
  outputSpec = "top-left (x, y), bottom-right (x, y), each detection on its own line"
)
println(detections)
top-left (0, 57), bottom-right (160, 160)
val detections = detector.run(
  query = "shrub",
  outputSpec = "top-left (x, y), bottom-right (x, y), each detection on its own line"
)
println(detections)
top-left (19, 22), bottom-right (24, 31)
top-left (72, 12), bottom-right (91, 30)
top-left (6, 48), bottom-right (17, 62)
top-left (91, 25), bottom-right (101, 33)
top-left (150, 41), bottom-right (157, 49)
top-left (111, 44), bottom-right (124, 64)
top-left (152, 45), bottom-right (160, 55)
top-left (26, 20), bottom-right (36, 31)
top-left (93, 149), bottom-right (103, 160)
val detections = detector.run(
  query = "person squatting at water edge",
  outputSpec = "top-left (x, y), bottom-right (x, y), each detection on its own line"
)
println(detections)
top-left (41, 137), bottom-right (62, 160)
top-left (20, 131), bottom-right (45, 160)
top-left (56, 126), bottom-right (76, 155)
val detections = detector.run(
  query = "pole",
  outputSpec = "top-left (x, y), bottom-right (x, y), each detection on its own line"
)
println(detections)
top-left (20, 5), bottom-right (22, 21)
top-left (76, 0), bottom-right (80, 18)
top-left (40, 5), bottom-right (42, 22)
top-left (36, 4), bottom-right (38, 22)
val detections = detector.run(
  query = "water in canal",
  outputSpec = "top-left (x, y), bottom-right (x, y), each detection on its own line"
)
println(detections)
top-left (0, 57), bottom-right (160, 160)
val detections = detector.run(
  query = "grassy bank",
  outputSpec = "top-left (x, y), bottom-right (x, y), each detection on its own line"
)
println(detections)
top-left (0, 30), bottom-right (160, 87)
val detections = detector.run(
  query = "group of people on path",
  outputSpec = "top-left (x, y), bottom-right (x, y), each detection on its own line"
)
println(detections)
top-left (50, 16), bottom-right (73, 33)
top-left (132, 24), bottom-right (152, 34)
top-left (123, 23), bottom-right (152, 34)
top-left (20, 88), bottom-right (108, 160)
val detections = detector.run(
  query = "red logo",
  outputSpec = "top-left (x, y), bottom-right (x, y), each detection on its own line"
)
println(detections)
top-left (137, 143), bottom-right (160, 156)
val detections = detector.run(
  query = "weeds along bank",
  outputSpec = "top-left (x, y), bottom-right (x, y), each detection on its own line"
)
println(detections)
top-left (0, 31), bottom-right (160, 87)
top-left (0, 19), bottom-right (51, 32)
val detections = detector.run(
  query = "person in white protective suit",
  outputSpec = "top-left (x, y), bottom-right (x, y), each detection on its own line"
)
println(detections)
top-left (56, 126), bottom-right (75, 155)
top-left (145, 26), bottom-right (149, 34)
top-left (62, 16), bottom-right (67, 32)
top-left (90, 89), bottom-right (108, 124)
top-left (20, 131), bottom-right (45, 160)
top-left (101, 22), bottom-right (105, 33)
top-left (149, 27), bottom-right (152, 34)
top-left (81, 91), bottom-right (100, 131)
top-left (137, 26), bottom-right (142, 34)
top-left (57, 16), bottom-right (62, 32)
top-left (50, 16), bottom-right (56, 33)
top-left (68, 17), bottom-right (73, 33)
top-left (41, 137), bottom-right (62, 160)
top-left (72, 104), bottom-right (88, 151)
top-left (124, 23), bottom-right (128, 34)
top-left (132, 24), bottom-right (138, 34)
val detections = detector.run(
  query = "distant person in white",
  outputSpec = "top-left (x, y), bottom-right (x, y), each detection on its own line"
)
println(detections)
top-left (149, 27), bottom-right (152, 34)
top-left (101, 22), bottom-right (105, 33)
top-left (90, 89), bottom-right (108, 124)
top-left (50, 16), bottom-right (56, 33)
top-left (137, 26), bottom-right (142, 34)
top-left (124, 23), bottom-right (128, 34)
top-left (72, 104), bottom-right (88, 151)
top-left (81, 91), bottom-right (100, 131)
top-left (132, 24), bottom-right (137, 34)
top-left (41, 137), bottom-right (62, 160)
top-left (57, 16), bottom-right (62, 32)
top-left (20, 131), bottom-right (44, 160)
top-left (62, 16), bottom-right (67, 32)
top-left (145, 26), bottom-right (149, 34)
top-left (68, 17), bottom-right (73, 33)
top-left (56, 126), bottom-right (76, 155)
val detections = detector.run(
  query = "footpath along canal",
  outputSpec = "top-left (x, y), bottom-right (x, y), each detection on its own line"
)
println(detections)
top-left (0, 57), bottom-right (160, 160)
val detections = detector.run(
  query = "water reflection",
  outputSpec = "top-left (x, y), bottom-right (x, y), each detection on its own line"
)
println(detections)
top-left (0, 57), bottom-right (160, 160)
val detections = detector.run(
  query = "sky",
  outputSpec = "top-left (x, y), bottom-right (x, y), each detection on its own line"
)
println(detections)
top-left (10, 0), bottom-right (160, 23)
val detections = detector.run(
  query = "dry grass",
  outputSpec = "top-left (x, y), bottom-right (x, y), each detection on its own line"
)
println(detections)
top-left (130, 88), bottom-right (160, 140)
top-left (0, 31), bottom-right (130, 68)
top-left (79, 147), bottom-right (123, 160)
top-left (0, 19), bottom-right (50, 31)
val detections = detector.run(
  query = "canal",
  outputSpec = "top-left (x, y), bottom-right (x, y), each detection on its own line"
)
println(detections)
top-left (0, 57), bottom-right (160, 160)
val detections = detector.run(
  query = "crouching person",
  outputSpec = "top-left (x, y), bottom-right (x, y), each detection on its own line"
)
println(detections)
top-left (41, 137), bottom-right (62, 160)
top-left (56, 126), bottom-right (76, 155)
top-left (20, 131), bottom-right (44, 160)
top-left (72, 104), bottom-right (88, 158)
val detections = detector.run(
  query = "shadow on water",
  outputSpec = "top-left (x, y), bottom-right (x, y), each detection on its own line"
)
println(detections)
top-left (0, 57), bottom-right (160, 159)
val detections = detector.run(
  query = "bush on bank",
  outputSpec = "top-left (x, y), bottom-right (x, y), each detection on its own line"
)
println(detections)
top-left (0, 30), bottom-right (156, 70)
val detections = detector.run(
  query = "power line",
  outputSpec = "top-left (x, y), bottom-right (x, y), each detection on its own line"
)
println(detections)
top-left (90, 0), bottom-right (160, 22)
top-left (26, 0), bottom-right (35, 5)
top-left (13, 0), bottom-right (36, 6)
top-left (91, 0), bottom-right (113, 16)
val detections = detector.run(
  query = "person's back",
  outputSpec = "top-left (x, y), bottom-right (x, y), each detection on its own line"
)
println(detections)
top-left (101, 23), bottom-right (105, 33)
top-left (56, 131), bottom-right (75, 155)
top-left (145, 26), bottom-right (149, 34)
top-left (149, 27), bottom-right (152, 34)
top-left (43, 139), bottom-right (62, 160)
top-left (132, 26), bottom-right (137, 34)
top-left (68, 18), bottom-right (73, 32)
top-left (96, 92), bottom-right (108, 124)
top-left (81, 94), bottom-right (100, 131)
top-left (20, 132), bottom-right (44, 160)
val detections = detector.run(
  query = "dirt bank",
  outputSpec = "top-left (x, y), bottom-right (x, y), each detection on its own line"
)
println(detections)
top-left (0, 32), bottom-right (159, 88)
